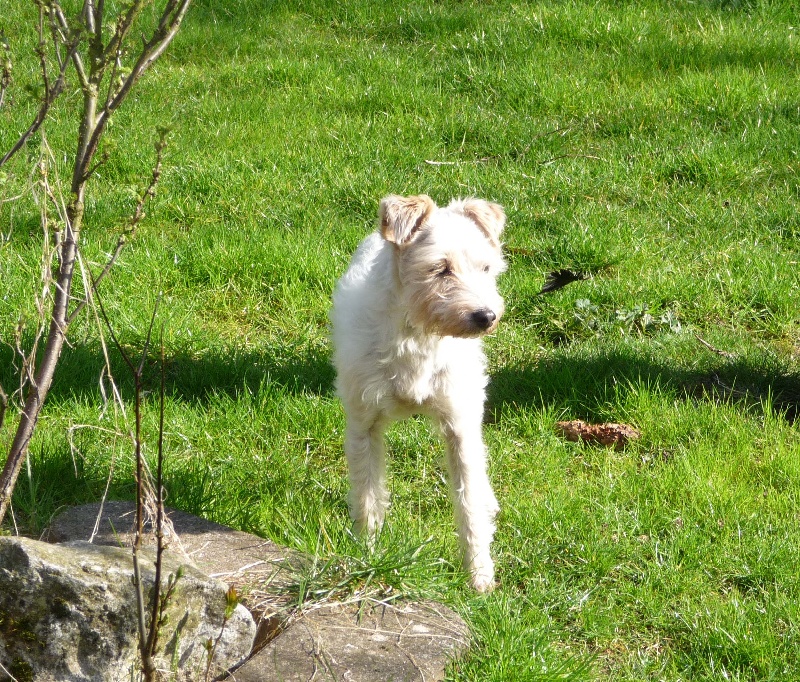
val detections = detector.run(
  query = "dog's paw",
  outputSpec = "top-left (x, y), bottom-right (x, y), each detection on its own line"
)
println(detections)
top-left (471, 569), bottom-right (496, 593)
top-left (353, 516), bottom-right (381, 539)
top-left (469, 555), bottom-right (495, 593)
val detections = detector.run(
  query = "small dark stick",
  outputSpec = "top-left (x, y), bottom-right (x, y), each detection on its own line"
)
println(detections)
top-left (537, 269), bottom-right (589, 295)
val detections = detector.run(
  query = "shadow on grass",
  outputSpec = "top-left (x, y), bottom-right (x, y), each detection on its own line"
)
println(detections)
top-left (6, 337), bottom-right (798, 536)
top-left (1, 337), bottom-right (334, 533)
top-left (160, 344), bottom-right (336, 400)
top-left (4, 335), bottom-right (799, 420)
top-left (8, 442), bottom-right (137, 535)
top-left (489, 345), bottom-right (800, 423)
top-left (0, 338), bottom-right (336, 407)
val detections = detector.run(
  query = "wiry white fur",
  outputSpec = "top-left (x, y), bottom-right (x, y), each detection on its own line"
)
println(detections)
top-left (330, 194), bottom-right (506, 592)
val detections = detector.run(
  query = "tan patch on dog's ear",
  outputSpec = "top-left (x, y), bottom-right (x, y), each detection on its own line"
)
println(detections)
top-left (450, 198), bottom-right (506, 248)
top-left (379, 194), bottom-right (437, 246)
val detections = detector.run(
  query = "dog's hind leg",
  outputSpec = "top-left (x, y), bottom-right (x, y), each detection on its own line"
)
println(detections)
top-left (439, 413), bottom-right (499, 592)
top-left (344, 415), bottom-right (390, 538)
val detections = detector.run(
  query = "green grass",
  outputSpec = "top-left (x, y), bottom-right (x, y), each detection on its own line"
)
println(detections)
top-left (2, 0), bottom-right (800, 679)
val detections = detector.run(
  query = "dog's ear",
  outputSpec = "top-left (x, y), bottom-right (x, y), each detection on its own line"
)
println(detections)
top-left (450, 199), bottom-right (506, 248)
top-left (379, 194), bottom-right (437, 246)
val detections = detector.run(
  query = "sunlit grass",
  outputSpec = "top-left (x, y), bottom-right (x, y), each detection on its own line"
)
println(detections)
top-left (2, 0), bottom-right (799, 679)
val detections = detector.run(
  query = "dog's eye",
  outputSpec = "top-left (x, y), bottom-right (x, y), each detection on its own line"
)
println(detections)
top-left (436, 262), bottom-right (453, 277)
top-left (482, 265), bottom-right (491, 274)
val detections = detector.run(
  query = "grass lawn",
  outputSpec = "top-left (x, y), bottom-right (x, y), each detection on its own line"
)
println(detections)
top-left (2, 0), bottom-right (799, 679)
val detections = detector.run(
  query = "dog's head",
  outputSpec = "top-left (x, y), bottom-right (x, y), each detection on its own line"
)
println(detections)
top-left (379, 194), bottom-right (507, 338)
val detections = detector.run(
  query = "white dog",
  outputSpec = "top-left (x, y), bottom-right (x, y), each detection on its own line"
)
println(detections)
top-left (330, 194), bottom-right (507, 592)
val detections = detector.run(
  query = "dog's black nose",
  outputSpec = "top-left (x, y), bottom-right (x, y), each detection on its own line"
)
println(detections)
top-left (471, 309), bottom-right (497, 330)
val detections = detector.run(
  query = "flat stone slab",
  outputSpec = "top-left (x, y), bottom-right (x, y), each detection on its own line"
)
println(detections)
top-left (47, 502), bottom-right (470, 681)
top-left (232, 601), bottom-right (468, 682)
top-left (48, 501), bottom-right (300, 591)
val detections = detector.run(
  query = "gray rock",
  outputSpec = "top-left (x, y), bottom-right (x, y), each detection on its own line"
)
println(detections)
top-left (0, 536), bottom-right (256, 682)
top-left (48, 501), bottom-right (303, 649)
top-left (232, 601), bottom-right (468, 682)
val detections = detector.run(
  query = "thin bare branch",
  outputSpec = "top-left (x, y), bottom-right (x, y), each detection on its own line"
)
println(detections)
top-left (137, 295), bottom-right (162, 376)
top-left (93, 0), bottom-right (105, 42)
top-left (143, 326), bottom-right (168, 665)
top-left (51, 2), bottom-right (89, 88)
top-left (81, 0), bottom-right (190, 174)
top-left (68, 133), bottom-right (167, 325)
top-left (79, 150), bottom-right (110, 185)
top-left (73, 242), bottom-right (130, 426)
top-left (0, 32), bottom-right (11, 110)
top-left (95, 280), bottom-right (160, 679)
top-left (101, 0), bottom-right (149, 74)
top-left (0, 11), bottom-right (81, 169)
top-left (0, 386), bottom-right (7, 431)
top-left (81, 0), bottom-right (96, 34)
top-left (145, 0), bottom-right (192, 66)
top-left (695, 334), bottom-right (736, 359)
top-left (45, 3), bottom-right (67, 72)
top-left (94, 279), bottom-right (135, 375)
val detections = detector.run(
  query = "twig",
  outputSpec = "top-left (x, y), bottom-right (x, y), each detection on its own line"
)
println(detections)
top-left (143, 325), bottom-right (168, 667)
top-left (0, 32), bottom-right (11, 111)
top-left (0, 9), bottom-right (81, 169)
top-left (50, 4), bottom-right (89, 88)
top-left (68, 129), bottom-right (168, 325)
top-left (695, 334), bottom-right (736, 359)
top-left (0, 385), bottom-right (7, 431)
top-left (79, 0), bottom-right (191, 178)
top-left (71, 242), bottom-right (132, 523)
top-left (134, 302), bottom-right (162, 682)
top-left (78, 150), bottom-right (110, 185)
top-left (68, 247), bottom-right (131, 545)
top-left (82, 0), bottom-right (97, 37)
top-left (73, 247), bottom-right (129, 423)
top-left (0, 657), bottom-right (21, 681)
top-left (539, 153), bottom-right (604, 165)
top-left (96, 289), bottom-right (163, 681)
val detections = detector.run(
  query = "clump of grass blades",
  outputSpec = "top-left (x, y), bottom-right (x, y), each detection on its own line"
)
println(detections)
top-left (286, 530), bottom-right (458, 609)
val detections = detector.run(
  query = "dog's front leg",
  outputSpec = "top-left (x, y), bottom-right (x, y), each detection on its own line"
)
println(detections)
top-left (439, 413), bottom-right (499, 592)
top-left (344, 416), bottom-right (390, 538)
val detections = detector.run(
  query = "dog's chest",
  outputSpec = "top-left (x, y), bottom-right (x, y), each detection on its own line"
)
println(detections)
top-left (381, 336), bottom-right (471, 409)
top-left (386, 351), bottom-right (445, 407)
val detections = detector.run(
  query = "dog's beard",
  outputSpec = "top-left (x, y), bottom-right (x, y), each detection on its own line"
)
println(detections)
top-left (405, 283), bottom-right (503, 338)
